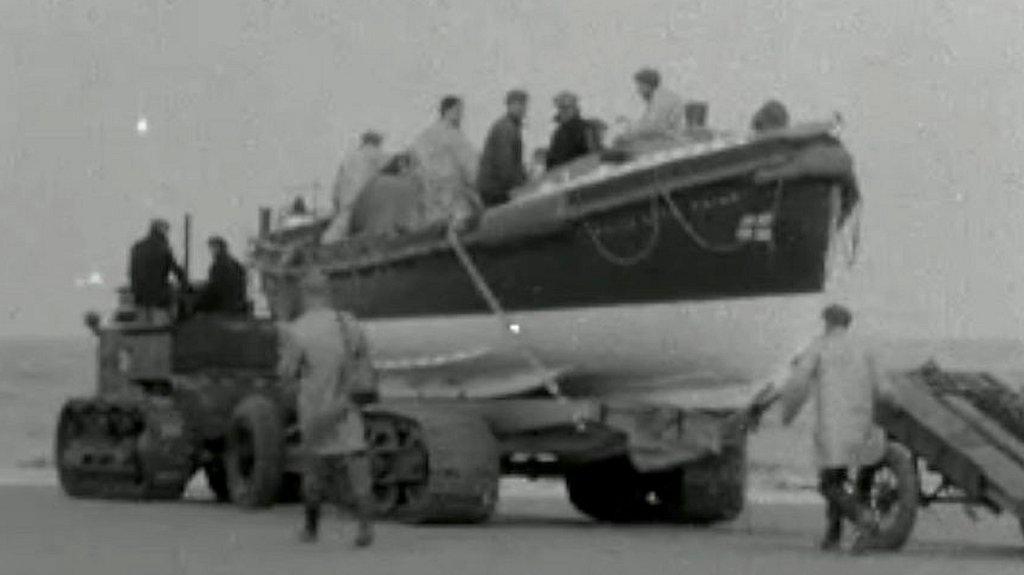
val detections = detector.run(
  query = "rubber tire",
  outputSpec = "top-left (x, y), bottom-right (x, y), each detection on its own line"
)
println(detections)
top-left (660, 443), bottom-right (747, 525)
top-left (204, 457), bottom-right (232, 503)
top-left (867, 442), bottom-right (919, 551)
top-left (565, 457), bottom-right (657, 523)
top-left (225, 395), bottom-right (285, 508)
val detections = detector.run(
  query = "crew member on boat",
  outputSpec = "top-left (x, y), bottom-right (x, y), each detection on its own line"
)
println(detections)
top-left (347, 152), bottom-right (425, 238)
top-left (775, 304), bottom-right (887, 554)
top-left (128, 218), bottom-right (188, 322)
top-left (411, 95), bottom-right (482, 228)
top-left (546, 91), bottom-right (596, 170)
top-left (322, 131), bottom-right (387, 243)
top-left (616, 67), bottom-right (686, 144)
top-left (682, 101), bottom-right (714, 142)
top-left (194, 236), bottom-right (248, 315)
top-left (477, 89), bottom-right (529, 207)
top-left (751, 100), bottom-right (790, 133)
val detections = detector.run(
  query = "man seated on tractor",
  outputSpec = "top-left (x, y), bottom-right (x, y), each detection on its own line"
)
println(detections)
top-left (194, 236), bottom-right (249, 315)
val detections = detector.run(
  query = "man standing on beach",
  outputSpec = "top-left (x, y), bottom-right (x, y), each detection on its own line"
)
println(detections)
top-left (278, 272), bottom-right (379, 547)
top-left (776, 304), bottom-right (886, 554)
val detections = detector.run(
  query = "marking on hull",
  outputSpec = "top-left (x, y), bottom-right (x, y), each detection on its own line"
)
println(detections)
top-left (374, 347), bottom-right (493, 370)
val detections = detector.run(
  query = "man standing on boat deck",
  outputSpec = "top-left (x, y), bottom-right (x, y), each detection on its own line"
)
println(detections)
top-left (279, 272), bottom-right (379, 547)
top-left (322, 131), bottom-right (387, 243)
top-left (775, 304), bottom-right (887, 554)
top-left (546, 91), bottom-right (596, 170)
top-left (411, 95), bottom-right (482, 228)
top-left (477, 89), bottom-right (529, 207)
top-left (617, 67), bottom-right (686, 144)
top-left (128, 218), bottom-right (188, 322)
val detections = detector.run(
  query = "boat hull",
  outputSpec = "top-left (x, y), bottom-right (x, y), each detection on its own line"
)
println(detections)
top-left (254, 126), bottom-right (858, 400)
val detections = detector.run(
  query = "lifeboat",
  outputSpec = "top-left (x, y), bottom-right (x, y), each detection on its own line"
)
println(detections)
top-left (251, 121), bottom-right (861, 403)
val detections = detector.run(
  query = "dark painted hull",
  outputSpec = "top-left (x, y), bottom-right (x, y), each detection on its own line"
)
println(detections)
top-left (255, 126), bottom-right (857, 323)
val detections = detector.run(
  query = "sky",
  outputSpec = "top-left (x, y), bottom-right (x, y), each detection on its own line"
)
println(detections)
top-left (2, 0), bottom-right (1024, 337)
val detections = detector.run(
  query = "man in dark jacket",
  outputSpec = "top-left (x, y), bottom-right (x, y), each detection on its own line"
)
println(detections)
top-left (476, 89), bottom-right (529, 207)
top-left (129, 219), bottom-right (187, 313)
top-left (196, 236), bottom-right (248, 314)
top-left (546, 91), bottom-right (596, 170)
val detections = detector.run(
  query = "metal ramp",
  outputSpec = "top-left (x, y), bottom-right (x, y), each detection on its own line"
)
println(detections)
top-left (877, 363), bottom-right (1024, 523)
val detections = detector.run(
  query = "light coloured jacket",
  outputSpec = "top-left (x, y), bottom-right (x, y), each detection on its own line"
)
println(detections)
top-left (779, 330), bottom-right (887, 470)
top-left (411, 120), bottom-right (480, 225)
top-left (278, 308), bottom-right (373, 456)
top-left (626, 87), bottom-right (686, 140)
top-left (322, 145), bottom-right (387, 243)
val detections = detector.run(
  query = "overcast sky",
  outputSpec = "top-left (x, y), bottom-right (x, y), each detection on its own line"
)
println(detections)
top-left (2, 0), bottom-right (1024, 337)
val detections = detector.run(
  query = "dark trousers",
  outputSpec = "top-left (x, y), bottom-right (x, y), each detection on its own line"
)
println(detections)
top-left (302, 452), bottom-right (373, 531)
top-left (818, 465), bottom-right (878, 538)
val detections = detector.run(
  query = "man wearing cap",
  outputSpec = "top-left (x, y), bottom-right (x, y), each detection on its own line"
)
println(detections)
top-left (194, 236), bottom-right (248, 315)
top-left (477, 89), bottom-right (529, 207)
top-left (546, 91), bottom-right (596, 170)
top-left (323, 131), bottom-right (387, 243)
top-left (279, 272), bottom-right (378, 547)
top-left (128, 218), bottom-right (188, 321)
top-left (619, 67), bottom-right (686, 143)
top-left (775, 304), bottom-right (887, 553)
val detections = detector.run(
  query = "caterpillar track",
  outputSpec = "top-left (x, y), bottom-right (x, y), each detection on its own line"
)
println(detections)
top-left (55, 397), bottom-right (194, 501)
top-left (364, 408), bottom-right (499, 523)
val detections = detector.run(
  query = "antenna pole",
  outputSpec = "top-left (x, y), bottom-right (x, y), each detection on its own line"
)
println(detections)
top-left (183, 213), bottom-right (192, 283)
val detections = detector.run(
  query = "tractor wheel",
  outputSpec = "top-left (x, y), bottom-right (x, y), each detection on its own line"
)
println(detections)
top-left (224, 395), bottom-right (285, 508)
top-left (657, 443), bottom-right (748, 525)
top-left (203, 456), bottom-right (231, 503)
top-left (564, 456), bottom-right (657, 523)
top-left (861, 442), bottom-right (918, 551)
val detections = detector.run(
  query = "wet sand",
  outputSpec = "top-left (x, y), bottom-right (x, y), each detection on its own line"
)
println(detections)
top-left (2, 479), bottom-right (1021, 575)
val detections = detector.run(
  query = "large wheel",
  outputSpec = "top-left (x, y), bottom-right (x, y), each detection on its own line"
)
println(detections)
top-left (658, 443), bottom-right (748, 525)
top-left (861, 442), bottom-right (918, 551)
top-left (224, 395), bottom-right (285, 508)
top-left (371, 409), bottom-right (500, 524)
top-left (565, 456), bottom-right (656, 523)
top-left (203, 456), bottom-right (231, 503)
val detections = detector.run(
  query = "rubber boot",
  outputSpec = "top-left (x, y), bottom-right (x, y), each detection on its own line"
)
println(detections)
top-left (353, 496), bottom-right (375, 548)
top-left (818, 503), bottom-right (843, 551)
top-left (299, 504), bottom-right (320, 543)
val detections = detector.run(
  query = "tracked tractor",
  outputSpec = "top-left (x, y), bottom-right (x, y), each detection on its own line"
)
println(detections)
top-left (54, 279), bottom-right (752, 525)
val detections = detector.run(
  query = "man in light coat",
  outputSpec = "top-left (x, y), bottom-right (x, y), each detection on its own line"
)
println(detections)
top-left (777, 304), bottom-right (886, 553)
top-left (617, 67), bottom-right (686, 144)
top-left (411, 95), bottom-right (483, 228)
top-left (279, 272), bottom-right (379, 547)
top-left (322, 131), bottom-right (387, 243)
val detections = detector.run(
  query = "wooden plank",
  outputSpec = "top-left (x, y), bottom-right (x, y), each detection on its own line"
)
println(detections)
top-left (888, 374), bottom-right (1024, 504)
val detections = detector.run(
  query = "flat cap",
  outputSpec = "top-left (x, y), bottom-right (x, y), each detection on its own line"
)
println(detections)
top-left (553, 91), bottom-right (579, 107)
top-left (633, 67), bottom-right (661, 87)
top-left (506, 89), bottom-right (529, 104)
